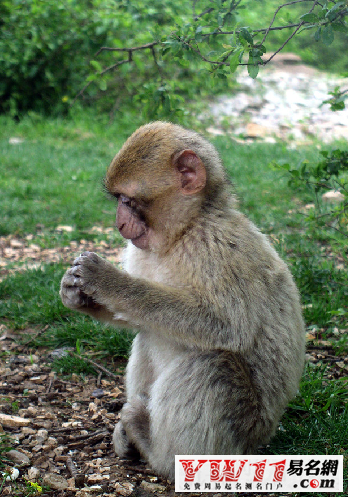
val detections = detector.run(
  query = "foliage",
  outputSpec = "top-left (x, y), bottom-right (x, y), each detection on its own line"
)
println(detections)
top-left (272, 147), bottom-right (348, 235)
top-left (322, 86), bottom-right (348, 111)
top-left (82, 0), bottom-right (348, 115)
top-left (0, 433), bottom-right (12, 467)
top-left (1, 1), bottom-right (347, 118)
top-left (0, 0), bottom-right (128, 115)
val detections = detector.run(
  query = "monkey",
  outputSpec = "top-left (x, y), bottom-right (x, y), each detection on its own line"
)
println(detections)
top-left (60, 121), bottom-right (305, 481)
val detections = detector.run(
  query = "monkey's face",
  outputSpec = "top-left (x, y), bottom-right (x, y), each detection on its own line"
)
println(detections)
top-left (114, 193), bottom-right (150, 250)
top-left (105, 123), bottom-right (207, 251)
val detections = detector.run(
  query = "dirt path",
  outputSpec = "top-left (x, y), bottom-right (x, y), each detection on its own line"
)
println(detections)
top-left (0, 334), bottom-right (178, 497)
top-left (207, 53), bottom-right (348, 144)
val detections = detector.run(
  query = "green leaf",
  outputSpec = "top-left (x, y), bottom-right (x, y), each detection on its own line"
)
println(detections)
top-left (86, 74), bottom-right (97, 82)
top-left (90, 60), bottom-right (102, 72)
top-left (248, 60), bottom-right (259, 79)
top-left (322, 24), bottom-right (334, 45)
top-left (332, 22), bottom-right (348, 33)
top-left (239, 27), bottom-right (253, 45)
top-left (318, 8), bottom-right (328, 21)
top-left (195, 25), bottom-right (203, 42)
top-left (99, 80), bottom-right (107, 91)
top-left (326, 1), bottom-right (346, 21)
top-left (224, 12), bottom-right (236, 27)
top-left (314, 26), bottom-right (321, 42)
top-left (300, 13), bottom-right (318, 23)
top-left (251, 47), bottom-right (264, 58)
top-left (331, 101), bottom-right (345, 111)
top-left (229, 51), bottom-right (240, 73)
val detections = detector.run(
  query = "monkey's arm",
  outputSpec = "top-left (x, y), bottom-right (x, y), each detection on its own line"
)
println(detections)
top-left (63, 252), bottom-right (257, 352)
top-left (60, 271), bottom-right (138, 329)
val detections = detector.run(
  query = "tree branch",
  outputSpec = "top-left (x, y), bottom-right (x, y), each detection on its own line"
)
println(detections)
top-left (95, 42), bottom-right (159, 57)
top-left (71, 0), bottom-right (347, 103)
top-left (259, 0), bottom-right (316, 46)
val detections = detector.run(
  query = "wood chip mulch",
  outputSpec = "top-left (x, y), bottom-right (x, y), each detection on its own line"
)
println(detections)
top-left (0, 235), bottom-right (347, 497)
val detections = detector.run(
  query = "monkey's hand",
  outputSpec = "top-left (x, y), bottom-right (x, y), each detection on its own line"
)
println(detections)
top-left (60, 259), bottom-right (103, 312)
top-left (61, 252), bottom-right (113, 296)
top-left (61, 251), bottom-right (120, 307)
top-left (60, 252), bottom-right (139, 328)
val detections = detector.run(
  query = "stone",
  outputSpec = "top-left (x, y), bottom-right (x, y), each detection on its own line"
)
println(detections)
top-left (140, 480), bottom-right (166, 493)
top-left (91, 389), bottom-right (105, 399)
top-left (27, 467), bottom-right (40, 481)
top-left (9, 137), bottom-right (24, 144)
top-left (206, 127), bottom-right (225, 136)
top-left (245, 122), bottom-right (272, 138)
top-left (3, 467), bottom-right (20, 481)
top-left (7, 450), bottom-right (30, 465)
top-left (10, 239), bottom-right (24, 248)
top-left (21, 427), bottom-right (36, 435)
top-left (87, 474), bottom-right (109, 484)
top-left (0, 413), bottom-right (31, 428)
top-left (42, 473), bottom-right (69, 491)
top-left (48, 347), bottom-right (74, 360)
top-left (35, 429), bottom-right (48, 443)
top-left (55, 225), bottom-right (74, 232)
top-left (113, 482), bottom-right (134, 496)
top-left (322, 190), bottom-right (345, 202)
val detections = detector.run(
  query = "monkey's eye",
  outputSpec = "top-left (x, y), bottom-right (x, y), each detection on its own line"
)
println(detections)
top-left (120, 195), bottom-right (136, 209)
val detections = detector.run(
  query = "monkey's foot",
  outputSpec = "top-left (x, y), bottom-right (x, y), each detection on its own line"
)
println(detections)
top-left (113, 421), bottom-right (141, 460)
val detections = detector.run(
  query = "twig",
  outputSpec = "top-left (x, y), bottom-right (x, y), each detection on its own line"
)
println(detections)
top-left (22, 325), bottom-right (49, 346)
top-left (194, 7), bottom-right (214, 21)
top-left (46, 378), bottom-right (54, 394)
top-left (66, 457), bottom-right (78, 478)
top-left (95, 42), bottom-right (158, 57)
top-left (73, 353), bottom-right (119, 380)
top-left (262, 22), bottom-right (305, 65)
top-left (70, 59), bottom-right (130, 107)
top-left (151, 45), bottom-right (164, 80)
top-left (97, 371), bottom-right (103, 387)
top-left (259, 0), bottom-right (316, 46)
top-left (67, 430), bottom-right (109, 449)
top-left (67, 429), bottom-right (109, 443)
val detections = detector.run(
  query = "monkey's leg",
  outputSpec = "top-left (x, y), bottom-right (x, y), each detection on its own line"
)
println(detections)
top-left (112, 419), bottom-right (141, 460)
top-left (118, 398), bottom-right (150, 457)
top-left (113, 333), bottom-right (153, 460)
top-left (146, 350), bottom-right (275, 481)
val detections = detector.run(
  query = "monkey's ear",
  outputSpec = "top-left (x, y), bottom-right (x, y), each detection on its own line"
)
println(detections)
top-left (172, 150), bottom-right (207, 195)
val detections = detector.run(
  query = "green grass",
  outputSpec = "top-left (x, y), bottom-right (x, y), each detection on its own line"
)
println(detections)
top-left (265, 365), bottom-right (348, 497)
top-left (0, 112), bottom-right (347, 495)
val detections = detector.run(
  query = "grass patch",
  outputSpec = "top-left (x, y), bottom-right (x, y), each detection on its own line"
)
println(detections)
top-left (266, 366), bottom-right (348, 496)
top-left (0, 433), bottom-right (11, 462)
top-left (0, 264), bottom-right (65, 328)
top-left (52, 354), bottom-right (98, 376)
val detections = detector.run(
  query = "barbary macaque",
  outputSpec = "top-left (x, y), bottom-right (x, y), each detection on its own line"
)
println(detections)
top-left (60, 122), bottom-right (305, 480)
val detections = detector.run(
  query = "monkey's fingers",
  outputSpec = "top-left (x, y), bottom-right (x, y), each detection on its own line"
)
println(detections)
top-left (66, 266), bottom-right (84, 286)
top-left (73, 251), bottom-right (100, 266)
top-left (60, 275), bottom-right (88, 309)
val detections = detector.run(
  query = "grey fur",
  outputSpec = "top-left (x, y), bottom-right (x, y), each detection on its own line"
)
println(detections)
top-left (60, 122), bottom-right (305, 481)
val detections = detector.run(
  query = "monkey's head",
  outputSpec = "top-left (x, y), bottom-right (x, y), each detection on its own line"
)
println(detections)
top-left (105, 122), bottom-right (229, 251)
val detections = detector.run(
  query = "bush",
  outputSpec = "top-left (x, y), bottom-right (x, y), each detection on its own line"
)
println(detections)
top-left (0, 0), bottom-right (120, 115)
